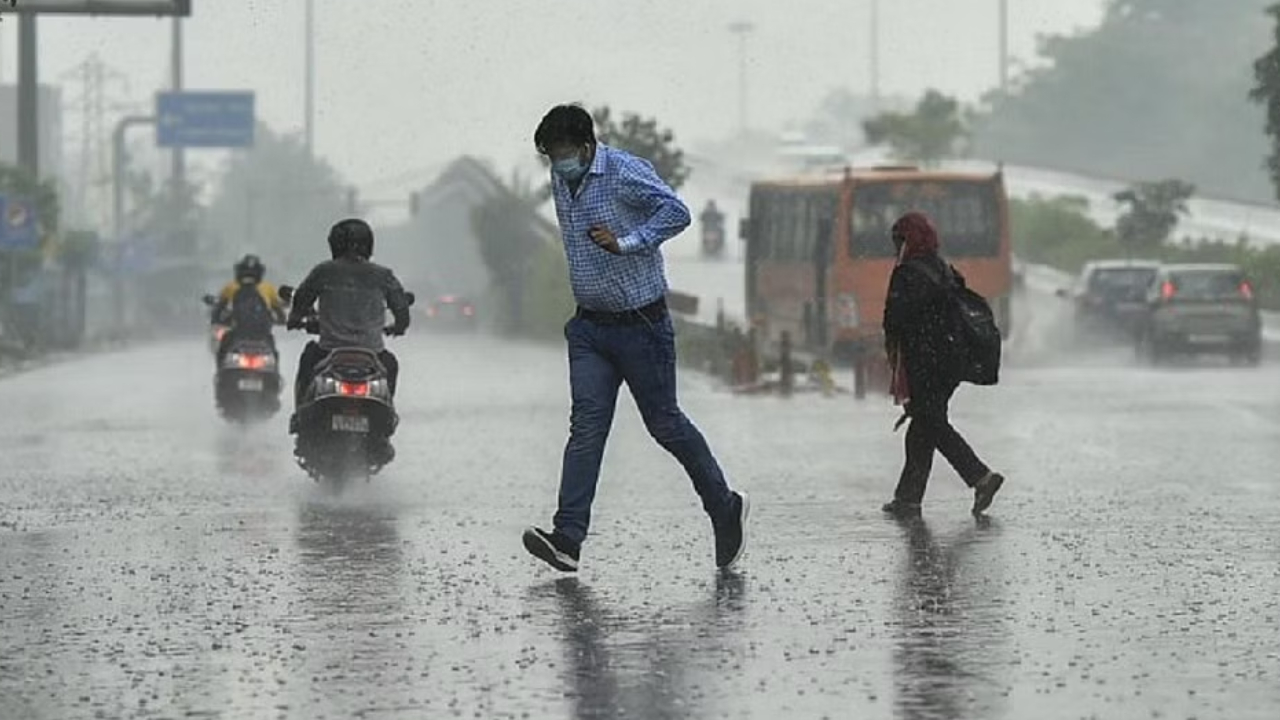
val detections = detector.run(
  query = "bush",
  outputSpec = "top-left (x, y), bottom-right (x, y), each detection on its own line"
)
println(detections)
top-left (1010, 194), bottom-right (1119, 271)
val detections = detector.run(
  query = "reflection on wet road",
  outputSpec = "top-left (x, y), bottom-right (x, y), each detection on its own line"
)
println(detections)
top-left (2, 328), bottom-right (1278, 718)
top-left (891, 517), bottom-right (1008, 720)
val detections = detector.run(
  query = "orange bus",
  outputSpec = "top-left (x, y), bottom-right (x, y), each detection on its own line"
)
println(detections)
top-left (741, 166), bottom-right (1012, 370)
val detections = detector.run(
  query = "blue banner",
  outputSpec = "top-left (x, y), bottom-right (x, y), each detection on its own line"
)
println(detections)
top-left (0, 194), bottom-right (39, 251)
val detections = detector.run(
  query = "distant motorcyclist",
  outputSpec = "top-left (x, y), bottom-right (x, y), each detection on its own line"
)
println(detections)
top-left (287, 219), bottom-right (411, 418)
top-left (700, 200), bottom-right (724, 228)
top-left (700, 200), bottom-right (726, 256)
top-left (212, 254), bottom-right (286, 363)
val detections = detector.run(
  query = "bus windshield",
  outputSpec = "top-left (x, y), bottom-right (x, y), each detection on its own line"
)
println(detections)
top-left (850, 180), bottom-right (1001, 259)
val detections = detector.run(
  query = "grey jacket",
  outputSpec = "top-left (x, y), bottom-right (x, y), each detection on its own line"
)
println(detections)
top-left (288, 257), bottom-right (410, 351)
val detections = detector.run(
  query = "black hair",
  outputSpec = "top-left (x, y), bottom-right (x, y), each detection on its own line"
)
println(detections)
top-left (534, 104), bottom-right (596, 154)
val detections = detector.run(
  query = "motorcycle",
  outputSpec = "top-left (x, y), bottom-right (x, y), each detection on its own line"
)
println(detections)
top-left (279, 285), bottom-right (414, 486)
top-left (202, 294), bottom-right (284, 422)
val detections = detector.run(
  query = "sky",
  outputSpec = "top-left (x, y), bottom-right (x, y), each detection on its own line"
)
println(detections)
top-left (0, 0), bottom-right (1109, 200)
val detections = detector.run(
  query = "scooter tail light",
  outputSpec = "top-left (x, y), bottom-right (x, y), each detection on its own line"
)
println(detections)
top-left (338, 381), bottom-right (369, 397)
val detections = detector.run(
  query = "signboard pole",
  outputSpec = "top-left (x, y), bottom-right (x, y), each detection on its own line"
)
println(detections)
top-left (170, 16), bottom-right (185, 188)
top-left (17, 13), bottom-right (38, 177)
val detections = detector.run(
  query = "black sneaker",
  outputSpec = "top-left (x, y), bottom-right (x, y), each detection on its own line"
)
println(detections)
top-left (714, 491), bottom-right (750, 569)
top-left (522, 527), bottom-right (580, 572)
top-left (972, 473), bottom-right (1005, 515)
top-left (882, 499), bottom-right (922, 516)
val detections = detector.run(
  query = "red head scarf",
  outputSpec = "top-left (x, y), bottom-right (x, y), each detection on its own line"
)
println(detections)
top-left (891, 212), bottom-right (939, 262)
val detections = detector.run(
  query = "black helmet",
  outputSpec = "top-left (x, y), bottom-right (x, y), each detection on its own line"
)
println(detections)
top-left (234, 254), bottom-right (264, 282)
top-left (328, 218), bottom-right (374, 260)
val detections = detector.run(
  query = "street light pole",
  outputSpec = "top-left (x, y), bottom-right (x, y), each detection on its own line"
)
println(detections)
top-left (17, 12), bottom-right (39, 177)
top-left (869, 0), bottom-right (881, 109)
top-left (304, 0), bottom-right (315, 156)
top-left (727, 21), bottom-right (754, 136)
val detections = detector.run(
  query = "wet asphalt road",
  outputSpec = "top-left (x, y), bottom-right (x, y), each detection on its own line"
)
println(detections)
top-left (2, 319), bottom-right (1280, 719)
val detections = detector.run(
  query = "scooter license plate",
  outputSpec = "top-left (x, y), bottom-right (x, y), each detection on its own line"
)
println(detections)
top-left (238, 377), bottom-right (265, 392)
top-left (332, 415), bottom-right (370, 433)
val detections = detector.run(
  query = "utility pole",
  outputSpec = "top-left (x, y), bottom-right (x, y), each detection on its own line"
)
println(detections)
top-left (869, 0), bottom-right (881, 110)
top-left (998, 0), bottom-right (1009, 95)
top-left (304, 0), bottom-right (315, 156)
top-left (727, 21), bottom-right (754, 135)
top-left (61, 53), bottom-right (130, 227)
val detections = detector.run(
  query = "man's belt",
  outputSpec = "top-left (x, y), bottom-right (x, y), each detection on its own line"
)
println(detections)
top-left (576, 297), bottom-right (668, 326)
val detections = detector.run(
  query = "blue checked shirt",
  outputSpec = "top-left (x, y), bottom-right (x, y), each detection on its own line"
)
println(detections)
top-left (550, 144), bottom-right (691, 312)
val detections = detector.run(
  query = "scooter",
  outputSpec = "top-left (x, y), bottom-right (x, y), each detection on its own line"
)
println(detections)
top-left (279, 285), bottom-right (414, 487)
top-left (202, 294), bottom-right (283, 422)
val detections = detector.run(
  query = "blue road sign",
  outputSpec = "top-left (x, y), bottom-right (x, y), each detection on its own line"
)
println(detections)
top-left (0, 194), bottom-right (39, 251)
top-left (156, 91), bottom-right (255, 148)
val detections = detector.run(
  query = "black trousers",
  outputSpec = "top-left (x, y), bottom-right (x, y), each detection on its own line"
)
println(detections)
top-left (892, 383), bottom-right (990, 504)
top-left (294, 341), bottom-right (399, 405)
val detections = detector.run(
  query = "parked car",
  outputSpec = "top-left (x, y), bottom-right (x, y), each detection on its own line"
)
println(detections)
top-left (1136, 263), bottom-right (1262, 365)
top-left (1058, 259), bottom-right (1162, 337)
top-left (423, 294), bottom-right (478, 332)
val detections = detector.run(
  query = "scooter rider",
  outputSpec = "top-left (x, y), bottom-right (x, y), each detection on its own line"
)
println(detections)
top-left (212, 254), bottom-right (286, 364)
top-left (286, 219), bottom-right (411, 431)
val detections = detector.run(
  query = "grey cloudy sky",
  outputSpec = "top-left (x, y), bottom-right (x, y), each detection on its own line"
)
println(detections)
top-left (1, 0), bottom-right (1106, 195)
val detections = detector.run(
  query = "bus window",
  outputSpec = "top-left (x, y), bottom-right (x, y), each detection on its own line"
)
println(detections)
top-left (793, 195), bottom-right (810, 262)
top-left (761, 193), bottom-right (779, 260)
top-left (850, 180), bottom-right (1000, 259)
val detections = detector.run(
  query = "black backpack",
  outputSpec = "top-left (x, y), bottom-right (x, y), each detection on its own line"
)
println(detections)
top-left (906, 260), bottom-right (1002, 386)
top-left (231, 281), bottom-right (275, 336)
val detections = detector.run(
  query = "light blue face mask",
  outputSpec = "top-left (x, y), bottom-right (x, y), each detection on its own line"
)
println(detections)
top-left (552, 155), bottom-right (588, 183)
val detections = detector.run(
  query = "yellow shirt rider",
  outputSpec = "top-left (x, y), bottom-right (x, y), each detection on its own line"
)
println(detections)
top-left (212, 255), bottom-right (286, 360)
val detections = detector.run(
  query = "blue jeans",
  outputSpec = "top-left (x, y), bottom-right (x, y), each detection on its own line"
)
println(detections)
top-left (554, 314), bottom-right (734, 545)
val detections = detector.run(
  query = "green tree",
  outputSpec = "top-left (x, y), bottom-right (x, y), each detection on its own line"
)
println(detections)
top-left (861, 90), bottom-right (967, 166)
top-left (470, 171), bottom-right (549, 334)
top-left (1113, 179), bottom-right (1195, 252)
top-left (974, 0), bottom-right (1271, 201)
top-left (591, 106), bottom-right (691, 190)
top-left (125, 171), bottom-right (203, 257)
top-left (1251, 3), bottom-right (1280, 202)
top-left (201, 124), bottom-right (348, 280)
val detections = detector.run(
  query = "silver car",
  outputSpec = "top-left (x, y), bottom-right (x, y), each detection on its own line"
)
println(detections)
top-left (1137, 263), bottom-right (1262, 365)
top-left (1060, 259), bottom-right (1162, 338)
